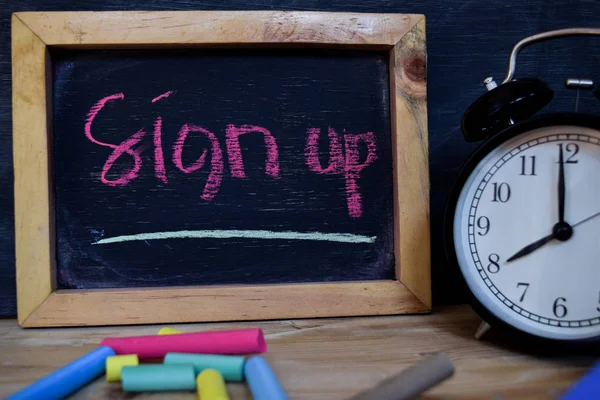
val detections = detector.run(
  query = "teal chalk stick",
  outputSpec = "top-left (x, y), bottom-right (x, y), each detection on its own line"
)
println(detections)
top-left (164, 353), bottom-right (245, 381)
top-left (121, 365), bottom-right (196, 392)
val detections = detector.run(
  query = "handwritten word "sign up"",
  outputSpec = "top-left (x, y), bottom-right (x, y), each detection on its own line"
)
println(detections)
top-left (85, 91), bottom-right (378, 218)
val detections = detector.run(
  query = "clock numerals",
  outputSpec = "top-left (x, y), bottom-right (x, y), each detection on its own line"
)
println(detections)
top-left (476, 216), bottom-right (490, 236)
top-left (557, 143), bottom-right (579, 164)
top-left (516, 282), bottom-right (529, 302)
top-left (491, 182), bottom-right (511, 203)
top-left (487, 253), bottom-right (500, 274)
top-left (553, 297), bottom-right (568, 318)
top-left (456, 132), bottom-right (600, 336)
top-left (519, 155), bottom-right (536, 176)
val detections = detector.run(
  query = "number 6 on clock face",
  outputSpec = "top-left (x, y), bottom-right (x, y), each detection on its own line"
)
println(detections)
top-left (451, 117), bottom-right (600, 342)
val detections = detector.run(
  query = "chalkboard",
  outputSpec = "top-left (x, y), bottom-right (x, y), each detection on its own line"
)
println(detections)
top-left (13, 11), bottom-right (429, 326)
top-left (52, 48), bottom-right (395, 289)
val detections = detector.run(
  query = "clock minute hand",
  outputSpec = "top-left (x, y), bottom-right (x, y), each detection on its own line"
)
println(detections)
top-left (558, 144), bottom-right (566, 223)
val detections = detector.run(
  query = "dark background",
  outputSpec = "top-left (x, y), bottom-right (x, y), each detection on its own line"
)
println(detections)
top-left (53, 48), bottom-right (395, 289)
top-left (1, 0), bottom-right (599, 314)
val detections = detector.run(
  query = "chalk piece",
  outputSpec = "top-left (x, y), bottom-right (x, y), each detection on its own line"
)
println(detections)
top-left (347, 353), bottom-right (454, 400)
top-left (121, 365), bottom-right (196, 392)
top-left (105, 354), bottom-right (139, 382)
top-left (100, 328), bottom-right (266, 359)
top-left (6, 346), bottom-right (115, 400)
top-left (158, 327), bottom-right (182, 335)
top-left (165, 353), bottom-right (245, 381)
top-left (197, 369), bottom-right (230, 400)
top-left (560, 360), bottom-right (600, 400)
top-left (244, 356), bottom-right (288, 400)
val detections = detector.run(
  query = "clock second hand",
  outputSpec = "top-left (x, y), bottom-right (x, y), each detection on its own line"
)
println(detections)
top-left (572, 210), bottom-right (600, 228)
top-left (506, 210), bottom-right (600, 263)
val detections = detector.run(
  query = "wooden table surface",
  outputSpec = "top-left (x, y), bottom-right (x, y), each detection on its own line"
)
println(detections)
top-left (0, 305), bottom-right (597, 400)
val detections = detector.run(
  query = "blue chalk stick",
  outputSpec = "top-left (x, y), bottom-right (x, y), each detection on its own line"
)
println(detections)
top-left (7, 346), bottom-right (115, 400)
top-left (560, 360), bottom-right (600, 400)
top-left (244, 356), bottom-right (288, 400)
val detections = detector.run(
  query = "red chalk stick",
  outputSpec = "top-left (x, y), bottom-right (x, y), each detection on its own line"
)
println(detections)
top-left (100, 328), bottom-right (266, 359)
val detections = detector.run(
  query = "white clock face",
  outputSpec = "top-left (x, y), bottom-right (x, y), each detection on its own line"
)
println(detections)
top-left (454, 124), bottom-right (600, 340)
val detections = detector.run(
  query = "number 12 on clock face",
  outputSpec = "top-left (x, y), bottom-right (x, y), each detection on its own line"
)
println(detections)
top-left (453, 122), bottom-right (600, 342)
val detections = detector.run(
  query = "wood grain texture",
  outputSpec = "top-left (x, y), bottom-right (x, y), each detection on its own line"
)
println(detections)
top-left (16, 11), bottom-right (422, 47)
top-left (1, 306), bottom-right (597, 399)
top-left (11, 15), bottom-right (55, 325)
top-left (391, 18), bottom-right (431, 308)
top-left (22, 281), bottom-right (427, 327)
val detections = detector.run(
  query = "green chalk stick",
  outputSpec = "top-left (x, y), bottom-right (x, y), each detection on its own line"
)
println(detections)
top-left (121, 365), bottom-right (196, 392)
top-left (164, 353), bottom-right (245, 381)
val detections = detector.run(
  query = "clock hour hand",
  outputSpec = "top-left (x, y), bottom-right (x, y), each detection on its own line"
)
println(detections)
top-left (506, 232), bottom-right (555, 262)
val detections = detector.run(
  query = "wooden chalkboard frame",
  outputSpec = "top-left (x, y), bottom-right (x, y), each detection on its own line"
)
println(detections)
top-left (12, 11), bottom-right (430, 327)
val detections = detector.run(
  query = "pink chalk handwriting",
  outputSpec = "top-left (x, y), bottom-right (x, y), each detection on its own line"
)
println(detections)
top-left (85, 92), bottom-right (378, 217)
top-left (153, 116), bottom-right (168, 184)
top-left (151, 90), bottom-right (175, 103)
top-left (84, 92), bottom-right (125, 147)
top-left (85, 93), bottom-right (146, 186)
top-left (304, 128), bottom-right (377, 218)
top-left (101, 129), bottom-right (146, 186)
top-left (344, 132), bottom-right (377, 218)
top-left (225, 125), bottom-right (280, 179)
top-left (304, 127), bottom-right (344, 174)
top-left (151, 91), bottom-right (176, 184)
top-left (172, 124), bottom-right (223, 201)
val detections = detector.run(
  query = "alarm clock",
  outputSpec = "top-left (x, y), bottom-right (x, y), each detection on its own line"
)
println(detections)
top-left (446, 28), bottom-right (600, 344)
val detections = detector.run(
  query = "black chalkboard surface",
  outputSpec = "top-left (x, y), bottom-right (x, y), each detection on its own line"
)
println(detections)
top-left (52, 48), bottom-right (395, 289)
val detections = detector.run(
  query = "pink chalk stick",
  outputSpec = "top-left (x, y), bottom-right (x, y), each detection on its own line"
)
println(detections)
top-left (100, 329), bottom-right (267, 359)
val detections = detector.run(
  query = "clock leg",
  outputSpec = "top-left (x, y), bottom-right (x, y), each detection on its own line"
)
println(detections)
top-left (474, 321), bottom-right (491, 340)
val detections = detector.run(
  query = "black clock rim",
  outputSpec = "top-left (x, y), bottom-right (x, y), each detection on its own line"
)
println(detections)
top-left (444, 112), bottom-right (600, 349)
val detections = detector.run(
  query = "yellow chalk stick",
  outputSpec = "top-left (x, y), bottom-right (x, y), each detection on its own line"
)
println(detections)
top-left (106, 354), bottom-right (139, 382)
top-left (197, 369), bottom-right (230, 400)
top-left (158, 327), bottom-right (182, 335)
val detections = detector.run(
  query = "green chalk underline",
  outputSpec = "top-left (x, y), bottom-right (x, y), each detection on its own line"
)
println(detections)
top-left (93, 230), bottom-right (377, 245)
